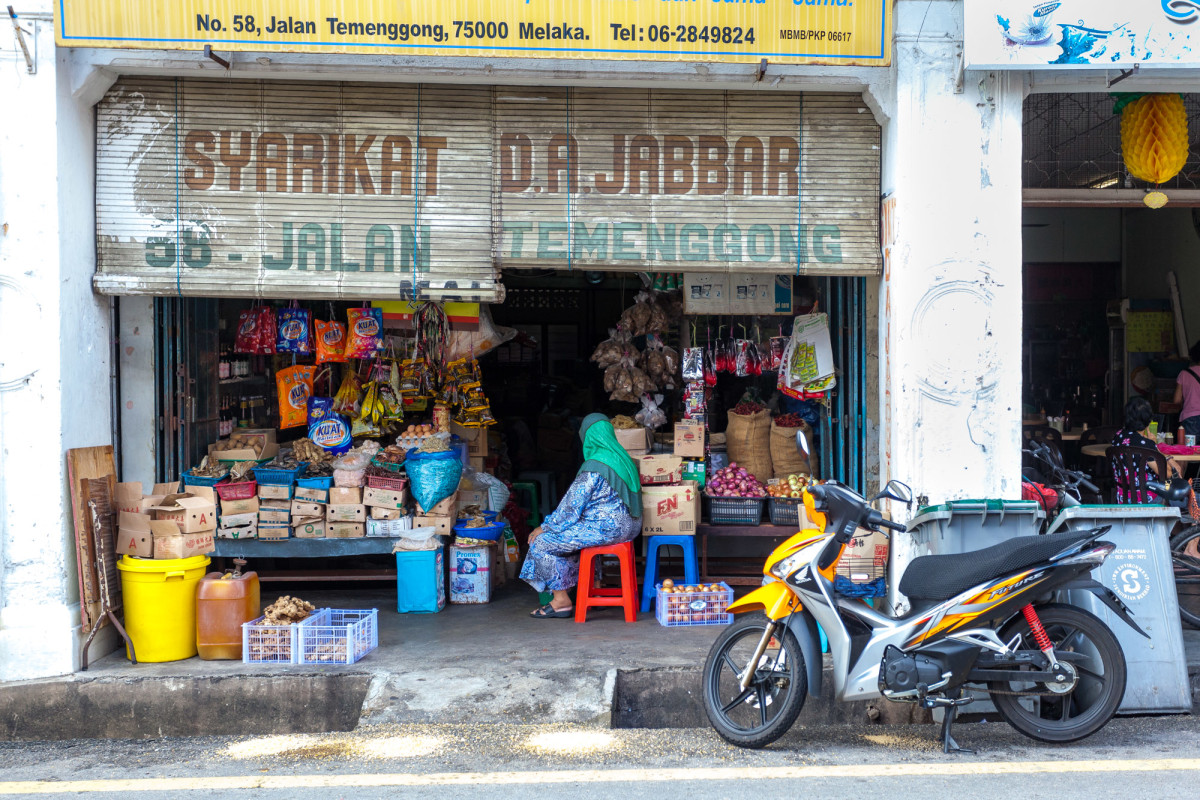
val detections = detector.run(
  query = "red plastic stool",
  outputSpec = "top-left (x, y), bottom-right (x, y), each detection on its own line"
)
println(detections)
top-left (575, 541), bottom-right (638, 623)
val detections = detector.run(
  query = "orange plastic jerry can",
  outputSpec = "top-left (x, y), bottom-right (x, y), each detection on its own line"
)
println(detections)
top-left (196, 559), bottom-right (261, 660)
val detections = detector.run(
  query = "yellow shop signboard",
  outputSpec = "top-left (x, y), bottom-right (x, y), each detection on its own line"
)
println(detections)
top-left (56, 0), bottom-right (890, 66)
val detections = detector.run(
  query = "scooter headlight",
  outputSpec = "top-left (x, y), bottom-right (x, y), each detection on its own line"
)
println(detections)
top-left (770, 552), bottom-right (809, 581)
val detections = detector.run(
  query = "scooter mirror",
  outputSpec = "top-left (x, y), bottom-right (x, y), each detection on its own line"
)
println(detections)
top-left (795, 429), bottom-right (810, 457)
top-left (872, 480), bottom-right (913, 508)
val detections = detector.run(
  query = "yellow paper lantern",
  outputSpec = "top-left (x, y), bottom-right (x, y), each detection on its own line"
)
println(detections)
top-left (1120, 94), bottom-right (1189, 186)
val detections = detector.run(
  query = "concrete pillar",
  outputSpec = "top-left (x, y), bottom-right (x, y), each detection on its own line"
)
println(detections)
top-left (878, 1), bottom-right (1025, 504)
top-left (0, 5), bottom-right (113, 680)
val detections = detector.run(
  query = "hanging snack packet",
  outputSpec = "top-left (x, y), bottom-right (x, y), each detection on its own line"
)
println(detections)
top-left (332, 369), bottom-right (362, 416)
top-left (307, 396), bottom-right (352, 455)
top-left (314, 319), bottom-right (347, 364)
top-left (276, 365), bottom-right (315, 429)
top-left (277, 307), bottom-right (313, 354)
top-left (346, 307), bottom-right (384, 358)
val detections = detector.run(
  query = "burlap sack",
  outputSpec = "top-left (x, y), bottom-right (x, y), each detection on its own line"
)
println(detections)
top-left (771, 420), bottom-right (812, 478)
top-left (725, 409), bottom-right (773, 484)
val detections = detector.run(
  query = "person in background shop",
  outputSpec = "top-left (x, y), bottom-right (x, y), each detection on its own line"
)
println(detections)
top-left (1173, 340), bottom-right (1200, 441)
top-left (521, 413), bottom-right (642, 618)
top-left (1110, 395), bottom-right (1179, 503)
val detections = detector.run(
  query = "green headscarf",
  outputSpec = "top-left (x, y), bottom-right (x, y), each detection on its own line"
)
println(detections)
top-left (578, 413), bottom-right (643, 519)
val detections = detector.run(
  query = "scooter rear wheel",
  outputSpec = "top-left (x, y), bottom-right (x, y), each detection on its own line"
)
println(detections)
top-left (703, 613), bottom-right (807, 748)
top-left (987, 604), bottom-right (1126, 744)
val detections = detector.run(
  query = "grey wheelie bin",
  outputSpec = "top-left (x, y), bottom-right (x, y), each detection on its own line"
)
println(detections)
top-left (888, 499), bottom-right (1044, 616)
top-left (1047, 505), bottom-right (1191, 713)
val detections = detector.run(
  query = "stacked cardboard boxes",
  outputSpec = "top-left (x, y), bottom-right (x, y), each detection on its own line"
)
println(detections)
top-left (327, 487), bottom-right (366, 538)
top-left (363, 485), bottom-right (412, 537)
top-left (257, 484), bottom-right (292, 540)
top-left (291, 484), bottom-right (328, 538)
top-left (115, 483), bottom-right (217, 559)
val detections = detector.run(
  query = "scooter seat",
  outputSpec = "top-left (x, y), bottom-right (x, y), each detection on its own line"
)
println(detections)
top-left (898, 531), bottom-right (1096, 602)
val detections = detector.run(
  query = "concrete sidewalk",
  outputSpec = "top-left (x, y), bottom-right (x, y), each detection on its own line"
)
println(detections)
top-left (2, 581), bottom-right (1197, 741)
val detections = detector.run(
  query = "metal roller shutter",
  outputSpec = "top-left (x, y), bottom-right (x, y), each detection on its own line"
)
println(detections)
top-left (95, 80), bottom-right (880, 300)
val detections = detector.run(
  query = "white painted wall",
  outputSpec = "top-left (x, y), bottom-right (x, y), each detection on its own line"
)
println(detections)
top-left (877, 0), bottom-right (1025, 505)
top-left (0, 3), bottom-right (114, 681)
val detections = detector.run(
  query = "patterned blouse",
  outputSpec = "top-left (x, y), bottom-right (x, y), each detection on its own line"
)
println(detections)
top-left (1110, 428), bottom-right (1157, 504)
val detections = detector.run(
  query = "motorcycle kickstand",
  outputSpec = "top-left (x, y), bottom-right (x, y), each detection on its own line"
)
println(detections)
top-left (939, 702), bottom-right (975, 755)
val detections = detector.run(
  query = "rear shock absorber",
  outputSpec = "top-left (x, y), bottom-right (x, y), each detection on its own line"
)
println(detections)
top-left (1021, 604), bottom-right (1054, 652)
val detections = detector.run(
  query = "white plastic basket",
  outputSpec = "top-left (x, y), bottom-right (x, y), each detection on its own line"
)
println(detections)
top-left (297, 608), bottom-right (379, 665)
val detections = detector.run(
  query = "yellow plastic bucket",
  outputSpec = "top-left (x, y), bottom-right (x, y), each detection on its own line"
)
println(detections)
top-left (117, 554), bottom-right (211, 662)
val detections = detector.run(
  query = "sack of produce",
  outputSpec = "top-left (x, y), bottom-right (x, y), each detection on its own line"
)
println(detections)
top-left (725, 400), bottom-right (772, 484)
top-left (770, 415), bottom-right (812, 478)
top-left (406, 447), bottom-right (463, 512)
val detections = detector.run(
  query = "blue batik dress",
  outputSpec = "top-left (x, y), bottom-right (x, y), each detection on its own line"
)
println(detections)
top-left (520, 471), bottom-right (641, 592)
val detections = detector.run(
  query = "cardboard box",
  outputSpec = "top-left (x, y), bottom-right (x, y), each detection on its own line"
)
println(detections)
top-left (219, 511), bottom-right (258, 529)
top-left (616, 426), bottom-right (652, 455)
top-left (293, 519), bottom-right (325, 539)
top-left (674, 420), bottom-right (706, 458)
top-left (221, 496), bottom-right (260, 516)
top-left (681, 459), bottom-right (706, 488)
top-left (258, 524), bottom-right (290, 541)
top-left (141, 482), bottom-right (181, 514)
top-left (416, 492), bottom-right (457, 517)
top-left (148, 486), bottom-right (217, 533)
top-left (370, 506), bottom-right (404, 520)
top-left (116, 511), bottom-right (171, 557)
top-left (329, 487), bottom-right (362, 504)
top-left (290, 500), bottom-right (325, 519)
top-left (638, 454), bottom-right (684, 486)
top-left (258, 484), bottom-right (292, 501)
top-left (838, 528), bottom-right (888, 583)
top-left (114, 482), bottom-right (145, 515)
top-left (152, 529), bottom-right (215, 560)
top-left (640, 480), bottom-right (701, 536)
top-left (294, 486), bottom-right (329, 503)
top-left (451, 422), bottom-right (489, 457)
top-left (449, 543), bottom-right (493, 604)
top-left (327, 503), bottom-right (367, 523)
top-left (327, 521), bottom-right (365, 538)
top-left (412, 514), bottom-right (454, 537)
top-left (366, 517), bottom-right (414, 537)
top-left (363, 486), bottom-right (407, 510)
top-left (216, 522), bottom-right (258, 540)
top-left (468, 456), bottom-right (485, 473)
top-left (207, 438), bottom-right (279, 463)
top-left (259, 508), bottom-right (290, 524)
top-left (456, 488), bottom-right (490, 515)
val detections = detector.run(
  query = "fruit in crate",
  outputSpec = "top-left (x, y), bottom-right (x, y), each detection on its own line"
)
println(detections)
top-left (767, 474), bottom-right (818, 499)
top-left (706, 463), bottom-right (767, 498)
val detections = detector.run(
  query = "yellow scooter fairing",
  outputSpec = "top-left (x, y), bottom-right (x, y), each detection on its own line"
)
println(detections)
top-left (727, 579), bottom-right (802, 620)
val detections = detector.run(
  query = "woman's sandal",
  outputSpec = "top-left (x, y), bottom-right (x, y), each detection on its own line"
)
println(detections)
top-left (530, 603), bottom-right (574, 619)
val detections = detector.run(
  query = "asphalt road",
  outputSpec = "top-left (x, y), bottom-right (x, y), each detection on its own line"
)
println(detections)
top-left (1, 715), bottom-right (1198, 799)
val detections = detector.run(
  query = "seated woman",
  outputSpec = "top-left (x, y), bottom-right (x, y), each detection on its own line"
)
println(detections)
top-left (1110, 396), bottom-right (1178, 503)
top-left (520, 413), bottom-right (642, 618)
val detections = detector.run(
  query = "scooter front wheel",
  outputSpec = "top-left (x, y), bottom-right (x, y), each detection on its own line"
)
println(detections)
top-left (703, 612), bottom-right (807, 748)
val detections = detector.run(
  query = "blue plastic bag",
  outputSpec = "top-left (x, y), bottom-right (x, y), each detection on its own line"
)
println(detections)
top-left (407, 448), bottom-right (464, 512)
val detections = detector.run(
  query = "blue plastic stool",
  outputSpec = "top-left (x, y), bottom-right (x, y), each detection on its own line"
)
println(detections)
top-left (640, 535), bottom-right (700, 612)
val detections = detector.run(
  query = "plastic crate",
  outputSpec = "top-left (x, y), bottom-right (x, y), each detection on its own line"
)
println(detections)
top-left (215, 479), bottom-right (257, 501)
top-left (768, 497), bottom-right (804, 526)
top-left (297, 608), bottom-right (379, 665)
top-left (370, 454), bottom-right (405, 474)
top-left (241, 615), bottom-right (300, 664)
top-left (367, 473), bottom-right (408, 492)
top-left (296, 475), bottom-right (335, 490)
top-left (706, 496), bottom-right (765, 526)
top-left (655, 582), bottom-right (734, 627)
top-left (182, 470), bottom-right (229, 488)
top-left (252, 463), bottom-right (308, 486)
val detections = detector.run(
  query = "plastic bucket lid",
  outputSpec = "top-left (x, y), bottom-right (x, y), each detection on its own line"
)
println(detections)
top-left (117, 554), bottom-right (211, 576)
